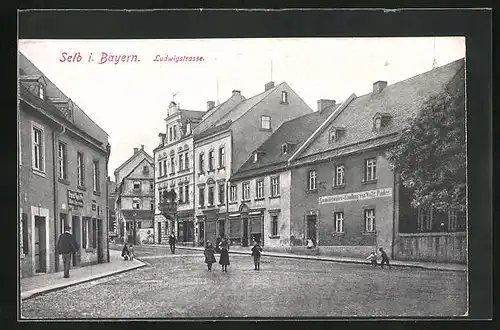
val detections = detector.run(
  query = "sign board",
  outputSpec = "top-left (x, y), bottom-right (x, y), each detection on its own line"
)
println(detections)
top-left (67, 190), bottom-right (84, 208)
top-left (319, 187), bottom-right (392, 205)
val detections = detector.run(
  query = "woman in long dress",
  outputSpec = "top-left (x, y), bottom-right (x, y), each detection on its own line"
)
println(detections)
top-left (219, 242), bottom-right (230, 272)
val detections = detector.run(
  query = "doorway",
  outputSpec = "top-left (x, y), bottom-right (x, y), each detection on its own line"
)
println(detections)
top-left (97, 219), bottom-right (103, 263)
top-left (198, 222), bottom-right (204, 246)
top-left (34, 216), bottom-right (47, 273)
top-left (242, 218), bottom-right (249, 247)
top-left (157, 221), bottom-right (162, 244)
top-left (307, 215), bottom-right (317, 246)
top-left (72, 216), bottom-right (81, 267)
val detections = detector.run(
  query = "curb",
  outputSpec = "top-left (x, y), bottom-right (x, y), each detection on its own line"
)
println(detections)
top-left (21, 261), bottom-right (147, 301)
top-left (173, 246), bottom-right (466, 272)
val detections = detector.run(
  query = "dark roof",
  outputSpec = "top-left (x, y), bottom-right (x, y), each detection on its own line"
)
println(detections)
top-left (180, 109), bottom-right (204, 122)
top-left (231, 104), bottom-right (339, 180)
top-left (121, 210), bottom-right (153, 220)
top-left (19, 84), bottom-right (107, 149)
top-left (296, 58), bottom-right (465, 161)
top-left (193, 120), bottom-right (233, 141)
top-left (114, 149), bottom-right (153, 175)
top-left (193, 93), bottom-right (246, 134)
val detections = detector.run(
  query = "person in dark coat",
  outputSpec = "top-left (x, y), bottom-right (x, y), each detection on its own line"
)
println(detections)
top-left (169, 233), bottom-right (177, 254)
top-left (251, 241), bottom-right (263, 270)
top-left (219, 244), bottom-right (230, 272)
top-left (57, 225), bottom-right (78, 278)
top-left (379, 248), bottom-right (392, 269)
top-left (215, 236), bottom-right (222, 254)
top-left (204, 241), bottom-right (217, 271)
top-left (121, 243), bottom-right (130, 260)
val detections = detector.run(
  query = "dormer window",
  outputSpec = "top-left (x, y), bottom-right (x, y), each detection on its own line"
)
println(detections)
top-left (373, 113), bottom-right (392, 131)
top-left (281, 91), bottom-right (288, 104)
top-left (253, 153), bottom-right (258, 163)
top-left (281, 143), bottom-right (288, 154)
top-left (38, 83), bottom-right (45, 100)
top-left (328, 127), bottom-right (346, 144)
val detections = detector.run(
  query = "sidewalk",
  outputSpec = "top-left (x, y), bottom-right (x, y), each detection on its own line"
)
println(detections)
top-left (146, 244), bottom-right (466, 272)
top-left (21, 250), bottom-right (146, 300)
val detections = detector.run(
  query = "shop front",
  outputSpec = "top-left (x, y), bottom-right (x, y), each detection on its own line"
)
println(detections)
top-left (177, 210), bottom-right (195, 245)
top-left (227, 203), bottom-right (264, 247)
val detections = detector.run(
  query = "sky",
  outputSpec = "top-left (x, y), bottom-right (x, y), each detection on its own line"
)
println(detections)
top-left (18, 37), bottom-right (465, 177)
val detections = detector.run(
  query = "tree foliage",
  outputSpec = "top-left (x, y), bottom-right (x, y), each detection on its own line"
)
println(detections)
top-left (386, 68), bottom-right (466, 212)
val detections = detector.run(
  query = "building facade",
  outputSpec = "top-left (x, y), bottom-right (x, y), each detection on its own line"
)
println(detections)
top-left (107, 178), bottom-right (117, 237)
top-left (194, 81), bottom-right (314, 247)
top-left (19, 52), bottom-right (110, 278)
top-left (230, 59), bottom-right (466, 263)
top-left (114, 146), bottom-right (154, 243)
top-left (153, 101), bottom-right (204, 245)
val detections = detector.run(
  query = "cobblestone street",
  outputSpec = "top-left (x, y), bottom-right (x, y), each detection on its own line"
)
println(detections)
top-left (21, 245), bottom-right (467, 319)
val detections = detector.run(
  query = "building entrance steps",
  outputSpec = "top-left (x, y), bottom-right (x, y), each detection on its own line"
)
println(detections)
top-left (20, 250), bottom-right (146, 300)
top-left (144, 243), bottom-right (466, 272)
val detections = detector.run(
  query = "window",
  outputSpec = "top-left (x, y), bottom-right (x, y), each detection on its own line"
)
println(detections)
top-left (133, 181), bottom-right (140, 190)
top-left (199, 153), bottom-right (205, 172)
top-left (92, 218), bottom-right (97, 248)
top-left (281, 144), bottom-right (287, 154)
top-left (133, 199), bottom-right (140, 209)
top-left (271, 215), bottom-right (278, 236)
top-left (219, 147), bottom-right (225, 168)
top-left (163, 160), bottom-right (167, 175)
top-left (208, 186), bottom-right (215, 206)
top-left (82, 218), bottom-right (88, 249)
top-left (218, 183), bottom-right (225, 204)
top-left (375, 117), bottom-right (382, 130)
top-left (38, 83), bottom-right (44, 99)
top-left (150, 182), bottom-right (154, 191)
top-left (261, 115), bottom-right (271, 130)
top-left (159, 188), bottom-right (164, 202)
top-left (93, 160), bottom-right (100, 192)
top-left (253, 153), bottom-right (258, 163)
top-left (143, 165), bottom-right (149, 174)
top-left (208, 150), bottom-right (214, 170)
top-left (364, 158), bottom-right (377, 182)
top-left (178, 186), bottom-right (184, 204)
top-left (185, 185), bottom-right (189, 203)
top-left (179, 154), bottom-right (184, 171)
top-left (173, 125), bottom-right (177, 140)
top-left (364, 209), bottom-right (375, 232)
top-left (271, 177), bottom-right (280, 197)
top-left (151, 203), bottom-right (154, 210)
top-left (308, 170), bottom-right (317, 190)
top-left (417, 207), bottom-right (432, 231)
top-left (32, 126), bottom-right (44, 172)
top-left (169, 127), bottom-right (173, 141)
top-left (137, 222), bottom-right (142, 229)
top-left (281, 91), bottom-right (288, 103)
top-left (242, 182), bottom-right (250, 200)
top-left (184, 153), bottom-right (189, 170)
top-left (335, 164), bottom-right (345, 186)
top-left (158, 161), bottom-right (163, 177)
top-left (334, 212), bottom-right (344, 233)
top-left (230, 185), bottom-right (237, 202)
top-left (60, 213), bottom-right (68, 234)
top-left (77, 152), bottom-right (85, 186)
top-left (170, 157), bottom-right (175, 174)
top-left (199, 186), bottom-right (205, 206)
top-left (329, 130), bottom-right (336, 143)
top-left (256, 180), bottom-right (264, 199)
top-left (448, 210), bottom-right (466, 232)
top-left (58, 142), bottom-right (67, 180)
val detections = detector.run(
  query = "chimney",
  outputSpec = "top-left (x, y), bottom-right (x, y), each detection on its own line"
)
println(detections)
top-left (317, 99), bottom-right (336, 112)
top-left (207, 101), bottom-right (215, 110)
top-left (232, 90), bottom-right (241, 96)
top-left (265, 81), bottom-right (275, 91)
top-left (141, 144), bottom-right (144, 151)
top-left (134, 148), bottom-right (139, 154)
top-left (373, 81), bottom-right (388, 95)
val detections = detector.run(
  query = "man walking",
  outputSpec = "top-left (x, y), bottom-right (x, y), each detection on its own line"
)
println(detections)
top-left (169, 232), bottom-right (177, 254)
top-left (57, 225), bottom-right (79, 278)
top-left (379, 247), bottom-right (392, 269)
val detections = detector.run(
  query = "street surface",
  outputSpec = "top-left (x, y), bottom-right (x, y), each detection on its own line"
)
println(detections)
top-left (21, 245), bottom-right (467, 318)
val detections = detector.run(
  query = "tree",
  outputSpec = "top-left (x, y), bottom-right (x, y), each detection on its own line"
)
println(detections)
top-left (386, 67), bottom-right (465, 213)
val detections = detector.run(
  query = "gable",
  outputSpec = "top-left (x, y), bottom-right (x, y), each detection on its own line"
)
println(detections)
top-left (126, 158), bottom-right (154, 179)
top-left (114, 149), bottom-right (153, 183)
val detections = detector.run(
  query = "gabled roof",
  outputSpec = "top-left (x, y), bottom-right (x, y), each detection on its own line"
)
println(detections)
top-left (215, 82), bottom-right (284, 125)
top-left (193, 120), bottom-right (233, 141)
top-left (193, 93), bottom-right (246, 134)
top-left (231, 103), bottom-right (340, 180)
top-left (294, 58), bottom-right (465, 162)
top-left (114, 149), bottom-right (153, 175)
top-left (180, 109), bottom-right (205, 123)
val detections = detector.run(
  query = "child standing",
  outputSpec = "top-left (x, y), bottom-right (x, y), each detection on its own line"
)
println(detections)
top-left (121, 243), bottom-right (130, 261)
top-left (128, 244), bottom-right (135, 261)
top-left (251, 241), bottom-right (263, 270)
top-left (204, 241), bottom-right (217, 272)
top-left (219, 242), bottom-right (230, 272)
top-left (379, 248), bottom-right (392, 269)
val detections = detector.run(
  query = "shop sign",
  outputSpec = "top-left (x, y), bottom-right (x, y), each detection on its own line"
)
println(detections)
top-left (319, 187), bottom-right (392, 205)
top-left (67, 190), bottom-right (84, 208)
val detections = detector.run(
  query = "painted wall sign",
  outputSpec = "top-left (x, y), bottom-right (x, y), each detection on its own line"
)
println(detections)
top-left (319, 187), bottom-right (392, 205)
top-left (67, 190), bottom-right (84, 208)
